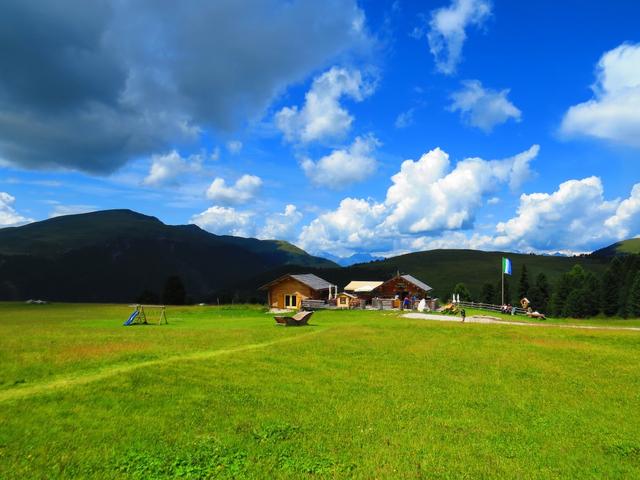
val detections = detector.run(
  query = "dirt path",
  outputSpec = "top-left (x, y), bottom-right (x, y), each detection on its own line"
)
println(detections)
top-left (403, 313), bottom-right (640, 332)
top-left (0, 329), bottom-right (324, 403)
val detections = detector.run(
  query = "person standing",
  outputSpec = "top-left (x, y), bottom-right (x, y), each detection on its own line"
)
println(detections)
top-left (460, 308), bottom-right (466, 323)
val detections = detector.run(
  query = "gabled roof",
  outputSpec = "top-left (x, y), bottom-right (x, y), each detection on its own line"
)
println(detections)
top-left (400, 274), bottom-right (432, 292)
top-left (259, 273), bottom-right (332, 291)
top-left (337, 292), bottom-right (357, 298)
top-left (344, 280), bottom-right (384, 292)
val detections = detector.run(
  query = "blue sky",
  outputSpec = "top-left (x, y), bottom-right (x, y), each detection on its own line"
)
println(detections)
top-left (0, 0), bottom-right (639, 258)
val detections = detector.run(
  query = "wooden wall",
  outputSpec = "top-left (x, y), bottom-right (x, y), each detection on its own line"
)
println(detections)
top-left (374, 277), bottom-right (430, 299)
top-left (267, 278), bottom-right (325, 309)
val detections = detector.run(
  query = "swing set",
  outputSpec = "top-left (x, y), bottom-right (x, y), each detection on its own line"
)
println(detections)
top-left (123, 304), bottom-right (168, 326)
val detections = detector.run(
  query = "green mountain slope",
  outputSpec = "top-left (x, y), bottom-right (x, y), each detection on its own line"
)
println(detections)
top-left (0, 210), bottom-right (335, 302)
top-left (350, 249), bottom-right (609, 300)
top-left (591, 238), bottom-right (640, 258)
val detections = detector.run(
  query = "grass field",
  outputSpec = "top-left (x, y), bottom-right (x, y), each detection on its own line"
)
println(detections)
top-left (1, 303), bottom-right (640, 479)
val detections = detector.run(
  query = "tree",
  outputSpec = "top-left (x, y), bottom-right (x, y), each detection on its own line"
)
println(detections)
top-left (162, 275), bottom-right (186, 305)
top-left (518, 264), bottom-right (530, 301)
top-left (453, 283), bottom-right (471, 301)
top-left (629, 272), bottom-right (640, 318)
top-left (550, 270), bottom-right (575, 317)
top-left (601, 257), bottom-right (623, 316)
top-left (480, 283), bottom-right (496, 304)
top-left (619, 255), bottom-right (640, 317)
top-left (581, 272), bottom-right (601, 317)
top-left (529, 273), bottom-right (551, 312)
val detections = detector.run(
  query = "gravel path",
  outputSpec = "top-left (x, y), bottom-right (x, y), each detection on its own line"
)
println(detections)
top-left (403, 313), bottom-right (640, 332)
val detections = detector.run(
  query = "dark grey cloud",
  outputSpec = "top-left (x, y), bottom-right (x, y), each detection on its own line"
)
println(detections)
top-left (0, 0), bottom-right (370, 173)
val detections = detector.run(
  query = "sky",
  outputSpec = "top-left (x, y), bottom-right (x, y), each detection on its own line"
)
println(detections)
top-left (0, 0), bottom-right (639, 259)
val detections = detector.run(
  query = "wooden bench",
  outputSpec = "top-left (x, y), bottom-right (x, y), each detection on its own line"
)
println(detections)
top-left (274, 310), bottom-right (314, 326)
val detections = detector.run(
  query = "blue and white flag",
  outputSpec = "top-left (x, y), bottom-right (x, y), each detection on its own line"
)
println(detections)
top-left (502, 257), bottom-right (512, 275)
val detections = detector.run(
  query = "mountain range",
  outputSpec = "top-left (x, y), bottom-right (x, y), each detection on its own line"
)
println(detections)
top-left (0, 209), bottom-right (636, 302)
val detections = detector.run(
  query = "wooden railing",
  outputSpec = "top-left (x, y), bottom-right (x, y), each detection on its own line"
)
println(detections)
top-left (456, 300), bottom-right (527, 315)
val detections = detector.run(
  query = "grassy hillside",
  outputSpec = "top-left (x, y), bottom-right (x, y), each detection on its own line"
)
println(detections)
top-left (1, 303), bottom-right (639, 478)
top-left (592, 238), bottom-right (640, 257)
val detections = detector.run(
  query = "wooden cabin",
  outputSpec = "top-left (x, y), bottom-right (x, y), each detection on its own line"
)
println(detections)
top-left (336, 292), bottom-right (358, 309)
top-left (373, 274), bottom-right (433, 305)
top-left (259, 273), bottom-right (332, 310)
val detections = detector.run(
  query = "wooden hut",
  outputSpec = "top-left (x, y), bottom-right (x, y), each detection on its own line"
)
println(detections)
top-left (336, 292), bottom-right (358, 309)
top-left (373, 274), bottom-right (433, 307)
top-left (259, 273), bottom-right (332, 310)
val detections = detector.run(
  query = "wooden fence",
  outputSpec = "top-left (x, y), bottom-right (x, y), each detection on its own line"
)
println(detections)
top-left (456, 300), bottom-right (527, 315)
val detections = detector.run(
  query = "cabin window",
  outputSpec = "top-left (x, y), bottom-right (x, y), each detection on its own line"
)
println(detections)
top-left (285, 295), bottom-right (297, 307)
top-left (339, 297), bottom-right (347, 305)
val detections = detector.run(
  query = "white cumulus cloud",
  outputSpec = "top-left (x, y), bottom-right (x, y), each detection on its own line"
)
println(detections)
top-left (297, 144), bottom-right (538, 255)
top-left (381, 144), bottom-right (538, 234)
top-left (275, 66), bottom-right (374, 143)
top-left (206, 175), bottom-right (262, 205)
top-left (492, 177), bottom-right (640, 253)
top-left (143, 150), bottom-right (204, 186)
top-left (258, 204), bottom-right (303, 240)
top-left (449, 80), bottom-right (522, 132)
top-left (190, 206), bottom-right (255, 237)
top-left (298, 198), bottom-right (388, 256)
top-left (427, 0), bottom-right (492, 75)
top-left (301, 134), bottom-right (380, 189)
top-left (561, 42), bottom-right (640, 147)
top-left (0, 192), bottom-right (32, 226)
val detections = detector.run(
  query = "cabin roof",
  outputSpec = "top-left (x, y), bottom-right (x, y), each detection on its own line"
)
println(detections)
top-left (337, 292), bottom-right (357, 298)
top-left (344, 280), bottom-right (384, 292)
top-left (399, 274), bottom-right (432, 292)
top-left (259, 273), bottom-right (332, 291)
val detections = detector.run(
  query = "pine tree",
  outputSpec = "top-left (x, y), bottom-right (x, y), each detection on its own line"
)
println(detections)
top-left (480, 283), bottom-right (496, 304)
top-left (619, 255), bottom-right (640, 317)
top-left (582, 272), bottom-right (601, 317)
top-left (601, 257), bottom-right (622, 316)
top-left (550, 272), bottom-right (572, 317)
top-left (518, 264), bottom-right (530, 301)
top-left (628, 271), bottom-right (640, 318)
top-left (536, 273), bottom-right (551, 311)
top-left (162, 275), bottom-right (186, 305)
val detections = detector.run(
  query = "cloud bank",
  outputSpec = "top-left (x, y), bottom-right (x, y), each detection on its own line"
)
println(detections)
top-left (298, 144), bottom-right (539, 256)
top-left (0, 0), bottom-right (371, 173)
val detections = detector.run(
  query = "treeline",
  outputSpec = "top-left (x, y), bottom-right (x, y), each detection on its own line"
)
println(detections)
top-left (464, 254), bottom-right (640, 318)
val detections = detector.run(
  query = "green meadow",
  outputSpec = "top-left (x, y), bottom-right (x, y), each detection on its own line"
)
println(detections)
top-left (1, 303), bottom-right (640, 479)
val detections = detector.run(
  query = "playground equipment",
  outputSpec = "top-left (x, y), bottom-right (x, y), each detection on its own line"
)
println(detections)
top-left (123, 305), bottom-right (168, 326)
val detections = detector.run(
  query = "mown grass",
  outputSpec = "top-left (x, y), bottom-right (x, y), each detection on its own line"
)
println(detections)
top-left (1, 303), bottom-right (640, 478)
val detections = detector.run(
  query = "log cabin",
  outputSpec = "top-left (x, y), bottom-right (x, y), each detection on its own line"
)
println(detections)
top-left (259, 273), bottom-right (332, 310)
